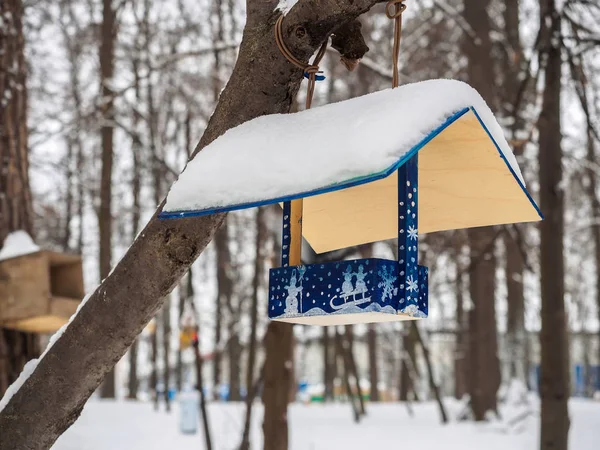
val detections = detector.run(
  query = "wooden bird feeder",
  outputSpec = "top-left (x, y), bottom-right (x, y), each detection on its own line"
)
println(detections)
top-left (0, 250), bottom-right (84, 333)
top-left (159, 79), bottom-right (542, 326)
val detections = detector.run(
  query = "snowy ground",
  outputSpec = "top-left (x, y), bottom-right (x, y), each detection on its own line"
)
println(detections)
top-left (51, 397), bottom-right (600, 450)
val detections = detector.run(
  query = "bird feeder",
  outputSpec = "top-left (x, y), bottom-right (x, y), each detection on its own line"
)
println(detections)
top-left (159, 79), bottom-right (542, 326)
top-left (0, 234), bottom-right (84, 333)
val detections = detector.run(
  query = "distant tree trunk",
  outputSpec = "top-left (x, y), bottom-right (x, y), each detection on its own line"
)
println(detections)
top-left (505, 231), bottom-right (526, 381)
top-left (400, 324), bottom-right (417, 401)
top-left (502, 0), bottom-right (528, 385)
top-left (262, 199), bottom-right (300, 450)
top-left (211, 0), bottom-right (227, 402)
top-left (98, 0), bottom-right (116, 400)
top-left (262, 319), bottom-right (295, 450)
top-left (463, 0), bottom-right (501, 420)
top-left (162, 297), bottom-right (171, 411)
top-left (585, 116), bottom-right (600, 397)
top-left (228, 333), bottom-right (242, 401)
top-left (367, 324), bottom-right (379, 401)
top-left (538, 1), bottom-right (570, 448)
top-left (151, 323), bottom-right (159, 410)
top-left (239, 207), bottom-right (267, 450)
top-left (214, 222), bottom-right (232, 399)
top-left (345, 325), bottom-right (366, 416)
top-left (176, 279), bottom-right (186, 392)
top-left (412, 323), bottom-right (448, 424)
top-left (453, 238), bottom-right (468, 399)
top-left (335, 328), bottom-right (361, 423)
top-left (0, 0), bottom-right (39, 398)
top-left (323, 327), bottom-right (335, 401)
top-left (188, 274), bottom-right (213, 450)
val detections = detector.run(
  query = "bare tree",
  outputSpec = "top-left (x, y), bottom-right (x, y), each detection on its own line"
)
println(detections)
top-left (463, 0), bottom-right (501, 420)
top-left (538, 1), bottom-right (570, 448)
top-left (0, 0), bottom-right (39, 399)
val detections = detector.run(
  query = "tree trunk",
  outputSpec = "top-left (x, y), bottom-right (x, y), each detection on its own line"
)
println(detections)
top-left (228, 334), bottom-right (242, 401)
top-left (0, 0), bottom-right (40, 399)
top-left (463, 0), bottom-right (501, 420)
top-left (151, 322), bottom-right (159, 411)
top-left (162, 297), bottom-right (171, 411)
top-left (538, 1), bottom-right (570, 448)
top-left (585, 116), bottom-right (600, 398)
top-left (400, 324), bottom-right (417, 401)
top-left (214, 222), bottom-right (232, 400)
top-left (239, 207), bottom-right (267, 450)
top-left (412, 323), bottom-right (448, 424)
top-left (262, 197), bottom-right (301, 450)
top-left (345, 325), bottom-right (366, 416)
top-left (367, 324), bottom-right (379, 402)
top-left (0, 3), bottom-right (380, 447)
top-left (502, 0), bottom-right (528, 386)
top-left (505, 231), bottom-right (526, 381)
top-left (323, 327), bottom-right (335, 401)
top-left (98, 0), bottom-right (116, 400)
top-left (453, 239), bottom-right (468, 399)
top-left (335, 328), bottom-right (361, 423)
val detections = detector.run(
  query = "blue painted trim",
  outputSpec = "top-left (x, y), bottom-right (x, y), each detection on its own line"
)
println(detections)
top-left (159, 107), bottom-right (471, 219)
top-left (469, 107), bottom-right (544, 220)
top-left (397, 154), bottom-right (419, 307)
top-left (282, 202), bottom-right (291, 267)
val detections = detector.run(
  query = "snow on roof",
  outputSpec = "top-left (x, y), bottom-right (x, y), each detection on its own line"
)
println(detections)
top-left (162, 79), bottom-right (525, 217)
top-left (0, 230), bottom-right (40, 261)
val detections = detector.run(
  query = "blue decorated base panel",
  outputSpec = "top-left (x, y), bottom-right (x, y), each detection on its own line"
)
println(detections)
top-left (268, 258), bottom-right (428, 322)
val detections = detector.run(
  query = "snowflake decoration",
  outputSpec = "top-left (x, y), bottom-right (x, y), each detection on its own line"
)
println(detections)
top-left (407, 225), bottom-right (418, 241)
top-left (406, 275), bottom-right (419, 293)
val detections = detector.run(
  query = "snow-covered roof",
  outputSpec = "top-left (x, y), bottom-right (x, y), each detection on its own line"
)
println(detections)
top-left (0, 231), bottom-right (40, 261)
top-left (161, 79), bottom-right (541, 252)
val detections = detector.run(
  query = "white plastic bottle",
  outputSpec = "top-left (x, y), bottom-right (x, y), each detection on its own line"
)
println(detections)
top-left (179, 386), bottom-right (199, 434)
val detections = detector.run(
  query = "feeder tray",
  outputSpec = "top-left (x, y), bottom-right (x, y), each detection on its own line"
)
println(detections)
top-left (159, 80), bottom-right (542, 326)
top-left (0, 251), bottom-right (84, 333)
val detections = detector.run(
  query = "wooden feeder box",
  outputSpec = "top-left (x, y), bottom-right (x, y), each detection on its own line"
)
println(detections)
top-left (159, 80), bottom-right (543, 326)
top-left (0, 251), bottom-right (84, 333)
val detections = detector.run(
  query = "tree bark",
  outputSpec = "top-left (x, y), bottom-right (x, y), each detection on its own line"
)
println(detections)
top-left (0, 2), bottom-right (382, 448)
top-left (463, 0), bottom-right (501, 420)
top-left (0, 0), bottom-right (40, 400)
top-left (538, 1), bottom-right (570, 449)
top-left (98, 0), bottom-right (117, 400)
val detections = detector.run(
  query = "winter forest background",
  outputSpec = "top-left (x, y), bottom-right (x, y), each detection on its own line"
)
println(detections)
top-left (0, 0), bottom-right (599, 449)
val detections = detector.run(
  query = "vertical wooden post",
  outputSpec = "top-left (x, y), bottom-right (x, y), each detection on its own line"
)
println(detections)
top-left (281, 199), bottom-right (302, 267)
top-left (397, 155), bottom-right (419, 310)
